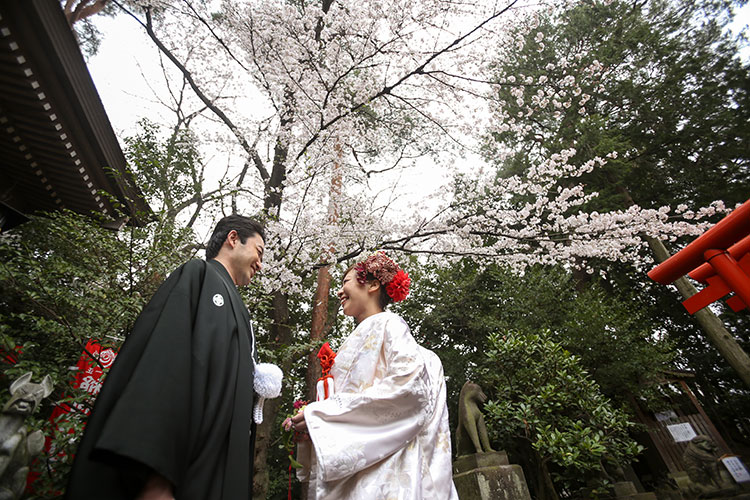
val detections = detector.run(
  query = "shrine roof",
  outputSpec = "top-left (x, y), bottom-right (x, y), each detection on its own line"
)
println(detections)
top-left (0, 0), bottom-right (151, 231)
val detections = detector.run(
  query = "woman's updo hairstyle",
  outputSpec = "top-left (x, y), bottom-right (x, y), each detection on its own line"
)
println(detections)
top-left (346, 251), bottom-right (411, 310)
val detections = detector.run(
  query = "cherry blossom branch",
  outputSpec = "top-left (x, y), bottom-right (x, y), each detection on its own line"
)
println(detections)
top-left (111, 0), bottom-right (270, 183)
top-left (179, 0), bottom-right (250, 72)
top-left (294, 0), bottom-right (520, 161)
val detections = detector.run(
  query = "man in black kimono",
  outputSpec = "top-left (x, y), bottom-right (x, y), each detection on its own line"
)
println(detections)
top-left (65, 215), bottom-right (266, 500)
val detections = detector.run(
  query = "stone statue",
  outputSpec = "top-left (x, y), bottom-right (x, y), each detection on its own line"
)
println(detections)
top-left (456, 381), bottom-right (494, 457)
top-left (453, 382), bottom-right (531, 499)
top-left (682, 434), bottom-right (735, 498)
top-left (0, 372), bottom-right (53, 500)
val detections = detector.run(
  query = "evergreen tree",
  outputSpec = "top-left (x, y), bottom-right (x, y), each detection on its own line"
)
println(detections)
top-left (400, 261), bottom-right (675, 430)
top-left (482, 330), bottom-right (644, 499)
top-left (482, 0), bottom-right (750, 448)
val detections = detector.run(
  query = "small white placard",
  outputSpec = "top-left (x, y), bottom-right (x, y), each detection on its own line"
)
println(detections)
top-left (667, 422), bottom-right (697, 443)
top-left (655, 410), bottom-right (678, 422)
top-left (722, 456), bottom-right (750, 483)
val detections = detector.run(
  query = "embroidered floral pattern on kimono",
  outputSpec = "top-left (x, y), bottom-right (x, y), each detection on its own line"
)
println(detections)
top-left (297, 312), bottom-right (458, 500)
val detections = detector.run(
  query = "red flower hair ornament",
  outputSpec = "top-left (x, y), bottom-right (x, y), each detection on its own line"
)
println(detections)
top-left (354, 251), bottom-right (411, 302)
top-left (386, 269), bottom-right (411, 302)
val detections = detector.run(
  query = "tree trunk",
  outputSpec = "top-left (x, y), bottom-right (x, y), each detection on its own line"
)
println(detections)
top-left (253, 107), bottom-right (295, 498)
top-left (253, 291), bottom-right (294, 499)
top-left (539, 457), bottom-right (560, 500)
top-left (515, 438), bottom-right (559, 500)
top-left (304, 146), bottom-right (342, 402)
top-left (646, 236), bottom-right (750, 388)
top-left (305, 266), bottom-right (332, 402)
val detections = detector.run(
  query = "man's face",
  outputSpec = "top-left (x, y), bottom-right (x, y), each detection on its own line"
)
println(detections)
top-left (231, 232), bottom-right (265, 286)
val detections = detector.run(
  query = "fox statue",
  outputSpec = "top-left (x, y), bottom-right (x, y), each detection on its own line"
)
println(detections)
top-left (456, 381), bottom-right (495, 457)
top-left (0, 372), bottom-right (54, 500)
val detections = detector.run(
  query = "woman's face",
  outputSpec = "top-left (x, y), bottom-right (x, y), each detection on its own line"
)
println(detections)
top-left (338, 269), bottom-right (379, 321)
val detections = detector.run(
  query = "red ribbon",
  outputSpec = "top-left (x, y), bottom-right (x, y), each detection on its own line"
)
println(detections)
top-left (288, 455), bottom-right (293, 500)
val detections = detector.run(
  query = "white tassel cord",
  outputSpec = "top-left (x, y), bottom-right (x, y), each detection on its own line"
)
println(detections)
top-left (253, 363), bottom-right (283, 424)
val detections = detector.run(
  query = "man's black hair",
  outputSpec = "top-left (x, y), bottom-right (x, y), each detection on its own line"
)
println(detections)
top-left (205, 214), bottom-right (265, 260)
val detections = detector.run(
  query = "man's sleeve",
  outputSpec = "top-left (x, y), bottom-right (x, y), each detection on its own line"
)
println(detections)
top-left (90, 262), bottom-right (204, 487)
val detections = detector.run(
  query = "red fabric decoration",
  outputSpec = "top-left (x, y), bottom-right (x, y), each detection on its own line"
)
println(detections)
top-left (317, 342), bottom-right (336, 376)
top-left (317, 342), bottom-right (337, 400)
top-left (354, 262), bottom-right (368, 285)
top-left (386, 269), bottom-right (411, 302)
top-left (354, 251), bottom-right (398, 285)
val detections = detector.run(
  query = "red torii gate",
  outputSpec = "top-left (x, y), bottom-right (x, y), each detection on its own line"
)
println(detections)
top-left (648, 199), bottom-right (750, 314)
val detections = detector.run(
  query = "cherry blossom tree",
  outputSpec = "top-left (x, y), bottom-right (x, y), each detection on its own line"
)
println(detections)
top-left (98, 0), bottom-right (724, 288)
top-left (103, 1), bottom-right (541, 492)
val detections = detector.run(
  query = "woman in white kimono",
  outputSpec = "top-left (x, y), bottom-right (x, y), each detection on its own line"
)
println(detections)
top-left (291, 252), bottom-right (459, 500)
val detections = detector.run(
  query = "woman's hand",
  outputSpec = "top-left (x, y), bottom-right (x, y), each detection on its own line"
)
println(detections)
top-left (291, 409), bottom-right (309, 437)
top-left (282, 417), bottom-right (293, 431)
top-left (291, 409), bottom-right (307, 432)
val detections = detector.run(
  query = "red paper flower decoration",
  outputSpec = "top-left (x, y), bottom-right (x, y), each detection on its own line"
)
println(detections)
top-left (386, 269), bottom-right (411, 302)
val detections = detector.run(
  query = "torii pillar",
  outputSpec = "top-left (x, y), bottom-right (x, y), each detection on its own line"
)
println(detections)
top-left (648, 199), bottom-right (750, 388)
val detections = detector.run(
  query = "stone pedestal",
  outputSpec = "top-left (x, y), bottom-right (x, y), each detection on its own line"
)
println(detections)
top-left (670, 470), bottom-right (749, 499)
top-left (453, 451), bottom-right (531, 500)
top-left (612, 481), bottom-right (657, 499)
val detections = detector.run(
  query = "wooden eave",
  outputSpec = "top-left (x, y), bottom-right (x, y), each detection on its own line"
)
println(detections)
top-left (0, 0), bottom-right (151, 230)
